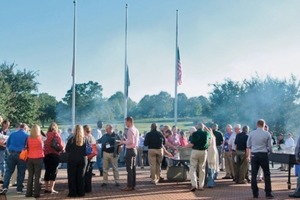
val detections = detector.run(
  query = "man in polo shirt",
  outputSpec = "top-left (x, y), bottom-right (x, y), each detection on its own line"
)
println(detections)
top-left (98, 124), bottom-right (121, 187)
top-left (0, 123), bottom-right (28, 195)
top-left (235, 125), bottom-right (249, 184)
top-left (222, 124), bottom-right (234, 179)
top-left (229, 124), bottom-right (241, 181)
top-left (247, 119), bottom-right (274, 199)
top-left (144, 123), bottom-right (165, 185)
top-left (185, 123), bottom-right (211, 192)
top-left (121, 117), bottom-right (139, 191)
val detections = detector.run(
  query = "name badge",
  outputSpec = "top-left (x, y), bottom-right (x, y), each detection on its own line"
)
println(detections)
top-left (106, 144), bottom-right (111, 149)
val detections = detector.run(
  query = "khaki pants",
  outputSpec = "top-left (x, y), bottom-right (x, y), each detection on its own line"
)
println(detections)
top-left (137, 147), bottom-right (144, 168)
top-left (102, 152), bottom-right (119, 184)
top-left (148, 149), bottom-right (163, 182)
top-left (189, 150), bottom-right (207, 189)
top-left (235, 151), bottom-right (248, 183)
top-left (224, 151), bottom-right (234, 177)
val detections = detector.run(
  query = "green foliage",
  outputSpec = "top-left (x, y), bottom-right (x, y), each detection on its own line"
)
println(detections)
top-left (0, 63), bottom-right (39, 126)
top-left (37, 93), bottom-right (57, 127)
top-left (209, 75), bottom-right (300, 134)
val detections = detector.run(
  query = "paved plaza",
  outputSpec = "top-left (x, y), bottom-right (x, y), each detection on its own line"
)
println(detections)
top-left (3, 165), bottom-right (299, 200)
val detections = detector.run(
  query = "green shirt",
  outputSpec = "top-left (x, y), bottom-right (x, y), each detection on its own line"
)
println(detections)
top-left (190, 129), bottom-right (211, 150)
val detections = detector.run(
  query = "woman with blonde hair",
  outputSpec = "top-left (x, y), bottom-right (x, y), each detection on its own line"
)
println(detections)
top-left (66, 125), bottom-right (88, 197)
top-left (43, 122), bottom-right (64, 194)
top-left (26, 124), bottom-right (44, 198)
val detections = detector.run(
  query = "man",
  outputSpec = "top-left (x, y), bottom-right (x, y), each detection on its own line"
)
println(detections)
top-left (289, 134), bottom-right (300, 198)
top-left (0, 120), bottom-right (10, 182)
top-left (247, 119), bottom-right (274, 199)
top-left (137, 133), bottom-right (145, 169)
top-left (144, 123), bottom-right (165, 185)
top-left (0, 123), bottom-right (28, 195)
top-left (121, 117), bottom-right (139, 191)
top-left (98, 124), bottom-right (121, 187)
top-left (185, 123), bottom-right (211, 192)
top-left (229, 124), bottom-right (241, 181)
top-left (212, 124), bottom-right (223, 172)
top-left (93, 121), bottom-right (103, 176)
top-left (222, 124), bottom-right (234, 179)
top-left (234, 125), bottom-right (249, 184)
top-left (285, 133), bottom-right (295, 152)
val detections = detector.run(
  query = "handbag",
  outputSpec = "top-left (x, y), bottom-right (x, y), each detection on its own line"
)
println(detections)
top-left (51, 136), bottom-right (62, 152)
top-left (86, 140), bottom-right (93, 155)
top-left (19, 138), bottom-right (28, 161)
top-left (87, 144), bottom-right (98, 160)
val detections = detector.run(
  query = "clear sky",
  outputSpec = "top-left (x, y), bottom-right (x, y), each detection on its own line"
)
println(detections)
top-left (1, 0), bottom-right (300, 102)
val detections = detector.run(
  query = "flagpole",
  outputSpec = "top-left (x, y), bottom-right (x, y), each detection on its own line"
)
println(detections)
top-left (124, 4), bottom-right (128, 124)
top-left (71, 0), bottom-right (77, 129)
top-left (174, 10), bottom-right (179, 126)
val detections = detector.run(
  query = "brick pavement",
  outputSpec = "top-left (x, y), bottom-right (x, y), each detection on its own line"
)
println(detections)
top-left (3, 165), bottom-right (300, 200)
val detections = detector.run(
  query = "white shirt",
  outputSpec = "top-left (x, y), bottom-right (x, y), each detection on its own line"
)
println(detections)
top-left (228, 132), bottom-right (237, 151)
top-left (285, 137), bottom-right (295, 148)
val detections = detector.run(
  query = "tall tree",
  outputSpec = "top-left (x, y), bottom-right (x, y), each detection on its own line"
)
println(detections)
top-left (63, 81), bottom-right (103, 123)
top-left (0, 63), bottom-right (39, 126)
top-left (37, 93), bottom-right (57, 127)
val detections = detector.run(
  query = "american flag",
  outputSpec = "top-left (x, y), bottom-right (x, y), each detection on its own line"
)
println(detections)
top-left (125, 65), bottom-right (130, 98)
top-left (177, 47), bottom-right (182, 85)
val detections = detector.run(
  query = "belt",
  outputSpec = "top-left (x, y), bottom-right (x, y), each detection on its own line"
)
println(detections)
top-left (10, 150), bottom-right (21, 154)
top-left (192, 148), bottom-right (207, 151)
top-left (103, 151), bottom-right (114, 154)
top-left (252, 152), bottom-right (268, 155)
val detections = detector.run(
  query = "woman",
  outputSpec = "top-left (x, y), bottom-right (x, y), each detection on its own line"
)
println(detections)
top-left (179, 131), bottom-right (188, 146)
top-left (26, 125), bottom-right (44, 198)
top-left (206, 127), bottom-right (219, 188)
top-left (66, 125), bottom-right (88, 197)
top-left (83, 125), bottom-right (97, 193)
top-left (43, 122), bottom-right (64, 194)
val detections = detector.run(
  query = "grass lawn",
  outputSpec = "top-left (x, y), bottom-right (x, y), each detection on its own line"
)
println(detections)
top-left (53, 118), bottom-right (204, 135)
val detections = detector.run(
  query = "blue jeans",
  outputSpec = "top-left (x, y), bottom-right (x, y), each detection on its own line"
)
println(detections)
top-left (96, 148), bottom-right (103, 172)
top-left (294, 167), bottom-right (300, 195)
top-left (207, 168), bottom-right (216, 187)
top-left (3, 152), bottom-right (26, 191)
top-left (0, 150), bottom-right (6, 176)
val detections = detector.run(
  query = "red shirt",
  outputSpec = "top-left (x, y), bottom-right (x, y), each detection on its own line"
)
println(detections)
top-left (44, 132), bottom-right (64, 155)
top-left (28, 136), bottom-right (44, 159)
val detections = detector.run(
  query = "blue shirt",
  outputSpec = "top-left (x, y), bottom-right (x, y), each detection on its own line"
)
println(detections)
top-left (223, 132), bottom-right (232, 152)
top-left (7, 129), bottom-right (28, 152)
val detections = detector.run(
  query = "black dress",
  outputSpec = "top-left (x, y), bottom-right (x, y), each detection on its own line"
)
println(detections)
top-left (66, 137), bottom-right (88, 197)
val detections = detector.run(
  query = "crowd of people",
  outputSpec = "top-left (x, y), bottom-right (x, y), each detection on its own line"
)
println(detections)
top-left (0, 115), bottom-right (299, 199)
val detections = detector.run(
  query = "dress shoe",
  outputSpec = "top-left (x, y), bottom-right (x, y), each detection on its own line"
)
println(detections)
top-left (190, 187), bottom-right (196, 192)
top-left (266, 194), bottom-right (274, 199)
top-left (159, 177), bottom-right (165, 183)
top-left (222, 176), bottom-right (232, 179)
top-left (121, 187), bottom-right (133, 191)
